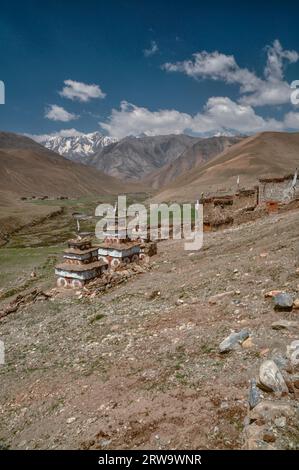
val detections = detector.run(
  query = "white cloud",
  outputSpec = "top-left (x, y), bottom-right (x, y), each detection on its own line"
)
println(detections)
top-left (163, 51), bottom-right (261, 93)
top-left (283, 112), bottom-right (299, 129)
top-left (59, 79), bottom-right (106, 102)
top-left (99, 98), bottom-right (286, 139)
top-left (265, 39), bottom-right (299, 81)
top-left (29, 128), bottom-right (85, 143)
top-left (100, 101), bottom-right (191, 138)
top-left (163, 40), bottom-right (299, 107)
top-left (44, 105), bottom-right (78, 122)
top-left (143, 41), bottom-right (159, 57)
top-left (191, 97), bottom-right (282, 133)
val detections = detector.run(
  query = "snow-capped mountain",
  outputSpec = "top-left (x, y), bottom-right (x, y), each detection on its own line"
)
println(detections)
top-left (199, 128), bottom-right (243, 138)
top-left (38, 131), bottom-right (117, 162)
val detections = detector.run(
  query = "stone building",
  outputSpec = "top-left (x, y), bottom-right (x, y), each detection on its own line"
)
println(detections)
top-left (201, 188), bottom-right (259, 231)
top-left (258, 174), bottom-right (299, 205)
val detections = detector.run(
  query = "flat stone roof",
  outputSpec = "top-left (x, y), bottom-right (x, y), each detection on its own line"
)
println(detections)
top-left (98, 241), bottom-right (141, 250)
top-left (55, 260), bottom-right (108, 272)
top-left (259, 174), bottom-right (293, 183)
top-left (63, 247), bottom-right (98, 255)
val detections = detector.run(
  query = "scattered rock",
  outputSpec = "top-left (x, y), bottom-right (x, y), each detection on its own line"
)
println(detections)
top-left (244, 422), bottom-right (276, 450)
top-left (274, 416), bottom-right (286, 428)
top-left (272, 320), bottom-right (298, 330)
top-left (208, 290), bottom-right (235, 305)
top-left (290, 375), bottom-right (299, 389)
top-left (249, 400), bottom-right (295, 423)
top-left (260, 348), bottom-right (270, 357)
top-left (286, 340), bottom-right (299, 357)
top-left (293, 299), bottom-right (299, 309)
top-left (248, 379), bottom-right (261, 410)
top-left (219, 329), bottom-right (249, 353)
top-left (99, 439), bottom-right (112, 447)
top-left (0, 288), bottom-right (52, 319)
top-left (66, 417), bottom-right (77, 424)
top-left (146, 290), bottom-right (161, 301)
top-left (175, 299), bottom-right (184, 306)
top-left (263, 430), bottom-right (276, 443)
top-left (242, 337), bottom-right (254, 349)
top-left (271, 351), bottom-right (290, 372)
top-left (273, 293), bottom-right (293, 312)
top-left (265, 290), bottom-right (282, 298)
top-left (258, 360), bottom-right (288, 395)
top-left (286, 341), bottom-right (299, 371)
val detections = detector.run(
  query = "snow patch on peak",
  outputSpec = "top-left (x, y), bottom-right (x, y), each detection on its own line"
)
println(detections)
top-left (37, 131), bottom-right (117, 160)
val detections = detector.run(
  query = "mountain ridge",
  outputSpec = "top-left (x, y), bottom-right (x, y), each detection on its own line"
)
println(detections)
top-left (144, 135), bottom-right (243, 189)
top-left (152, 131), bottom-right (299, 202)
top-left (86, 134), bottom-right (200, 180)
top-left (0, 131), bottom-right (129, 198)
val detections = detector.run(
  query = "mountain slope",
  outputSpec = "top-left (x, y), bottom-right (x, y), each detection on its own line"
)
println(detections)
top-left (0, 132), bottom-right (129, 198)
top-left (144, 136), bottom-right (243, 189)
top-left (153, 132), bottom-right (299, 202)
top-left (35, 131), bottom-right (116, 163)
top-left (87, 134), bottom-right (199, 180)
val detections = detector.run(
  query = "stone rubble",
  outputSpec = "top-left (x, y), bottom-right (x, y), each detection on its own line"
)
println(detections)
top-left (244, 339), bottom-right (299, 450)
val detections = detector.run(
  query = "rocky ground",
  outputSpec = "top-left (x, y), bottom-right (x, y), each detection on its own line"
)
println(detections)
top-left (1, 208), bottom-right (299, 450)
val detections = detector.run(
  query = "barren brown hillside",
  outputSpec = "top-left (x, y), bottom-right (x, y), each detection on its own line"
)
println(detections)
top-left (153, 132), bottom-right (299, 202)
top-left (0, 147), bottom-right (128, 198)
top-left (144, 136), bottom-right (242, 189)
top-left (1, 205), bottom-right (299, 449)
top-left (0, 132), bottom-right (137, 242)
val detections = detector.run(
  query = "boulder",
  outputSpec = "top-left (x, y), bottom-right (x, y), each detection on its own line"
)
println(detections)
top-left (249, 400), bottom-right (295, 423)
top-left (273, 293), bottom-right (293, 312)
top-left (258, 360), bottom-right (288, 395)
top-left (248, 379), bottom-right (262, 410)
top-left (219, 329), bottom-right (249, 353)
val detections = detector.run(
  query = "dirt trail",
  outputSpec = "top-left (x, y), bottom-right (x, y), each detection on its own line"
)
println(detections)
top-left (1, 209), bottom-right (299, 449)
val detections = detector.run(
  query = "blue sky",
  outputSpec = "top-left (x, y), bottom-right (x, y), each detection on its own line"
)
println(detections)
top-left (0, 0), bottom-right (299, 139)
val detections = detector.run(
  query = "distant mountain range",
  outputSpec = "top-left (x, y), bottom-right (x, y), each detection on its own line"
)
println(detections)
top-left (1, 130), bottom-right (299, 207)
top-left (37, 131), bottom-right (117, 163)
top-left (144, 135), bottom-right (242, 189)
top-left (86, 134), bottom-right (199, 180)
top-left (153, 132), bottom-right (299, 202)
top-left (36, 131), bottom-right (243, 182)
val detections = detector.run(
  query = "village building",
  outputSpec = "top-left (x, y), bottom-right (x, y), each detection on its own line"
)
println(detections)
top-left (55, 237), bottom-right (108, 289)
top-left (258, 173), bottom-right (299, 210)
top-left (200, 188), bottom-right (258, 231)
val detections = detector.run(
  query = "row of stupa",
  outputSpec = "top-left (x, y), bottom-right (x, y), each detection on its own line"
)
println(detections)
top-left (55, 211), bottom-right (145, 289)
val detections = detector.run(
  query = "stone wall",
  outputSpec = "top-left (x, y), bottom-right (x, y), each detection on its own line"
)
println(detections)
top-left (258, 176), bottom-right (299, 204)
top-left (202, 189), bottom-right (258, 230)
